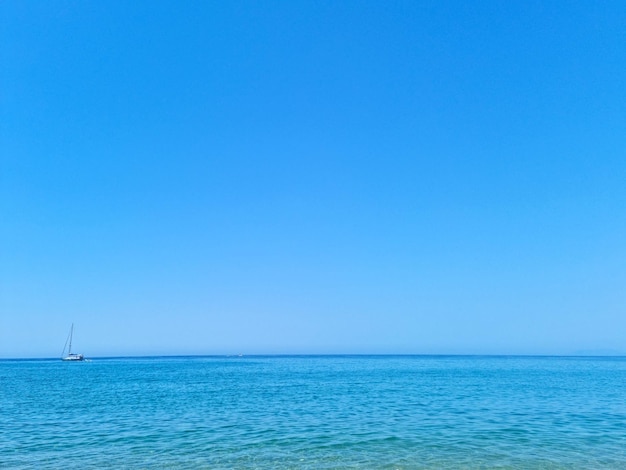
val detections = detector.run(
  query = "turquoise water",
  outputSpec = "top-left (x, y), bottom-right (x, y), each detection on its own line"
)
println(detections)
top-left (1, 356), bottom-right (625, 469)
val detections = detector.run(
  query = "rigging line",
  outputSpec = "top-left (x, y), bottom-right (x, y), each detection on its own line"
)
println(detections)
top-left (61, 327), bottom-right (71, 358)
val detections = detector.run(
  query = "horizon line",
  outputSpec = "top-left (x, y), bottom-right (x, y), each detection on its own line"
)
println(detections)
top-left (2, 353), bottom-right (625, 361)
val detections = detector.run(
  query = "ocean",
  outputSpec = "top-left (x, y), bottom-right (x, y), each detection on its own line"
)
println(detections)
top-left (1, 355), bottom-right (625, 469)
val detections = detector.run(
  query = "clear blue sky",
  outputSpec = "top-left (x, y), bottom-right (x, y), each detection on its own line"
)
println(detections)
top-left (1, 1), bottom-right (624, 358)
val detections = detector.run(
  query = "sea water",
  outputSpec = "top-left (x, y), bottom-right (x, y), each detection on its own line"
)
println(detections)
top-left (1, 355), bottom-right (625, 469)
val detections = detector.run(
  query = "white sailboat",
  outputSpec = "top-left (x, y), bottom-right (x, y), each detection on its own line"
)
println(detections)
top-left (61, 323), bottom-right (85, 361)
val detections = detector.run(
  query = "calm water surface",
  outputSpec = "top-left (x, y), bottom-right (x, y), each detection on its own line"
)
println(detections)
top-left (1, 356), bottom-right (625, 469)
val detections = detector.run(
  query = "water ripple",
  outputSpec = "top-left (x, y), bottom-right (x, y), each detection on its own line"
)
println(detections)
top-left (1, 356), bottom-right (626, 469)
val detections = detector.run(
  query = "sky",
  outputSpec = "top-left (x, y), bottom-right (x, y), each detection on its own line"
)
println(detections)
top-left (1, 1), bottom-right (625, 358)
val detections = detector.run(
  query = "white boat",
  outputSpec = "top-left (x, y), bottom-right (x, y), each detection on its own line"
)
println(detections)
top-left (61, 323), bottom-right (85, 361)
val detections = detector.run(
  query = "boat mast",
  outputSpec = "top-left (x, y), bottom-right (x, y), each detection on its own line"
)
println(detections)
top-left (68, 323), bottom-right (74, 355)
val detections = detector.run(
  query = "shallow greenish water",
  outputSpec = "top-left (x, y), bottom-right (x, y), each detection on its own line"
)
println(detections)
top-left (1, 355), bottom-right (625, 468)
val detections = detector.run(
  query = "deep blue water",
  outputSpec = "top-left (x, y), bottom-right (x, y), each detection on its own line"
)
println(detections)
top-left (1, 355), bottom-right (625, 469)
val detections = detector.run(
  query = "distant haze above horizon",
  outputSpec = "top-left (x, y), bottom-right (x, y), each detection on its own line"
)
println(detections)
top-left (1, 1), bottom-right (625, 358)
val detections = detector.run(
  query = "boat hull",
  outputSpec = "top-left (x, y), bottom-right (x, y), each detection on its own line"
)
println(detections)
top-left (62, 354), bottom-right (85, 361)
